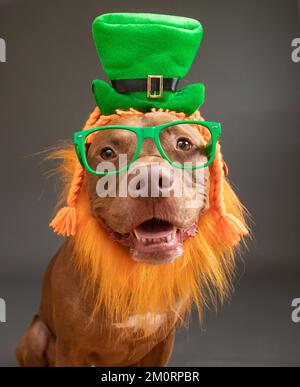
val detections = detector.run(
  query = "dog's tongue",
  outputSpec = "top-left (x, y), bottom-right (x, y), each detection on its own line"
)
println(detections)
top-left (132, 219), bottom-right (183, 263)
top-left (134, 219), bottom-right (175, 240)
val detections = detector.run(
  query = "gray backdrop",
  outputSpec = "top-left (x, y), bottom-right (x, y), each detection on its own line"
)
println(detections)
top-left (0, 0), bottom-right (299, 367)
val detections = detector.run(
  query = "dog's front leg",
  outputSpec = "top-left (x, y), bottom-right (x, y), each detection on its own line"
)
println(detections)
top-left (16, 315), bottom-right (55, 367)
top-left (138, 329), bottom-right (175, 367)
top-left (54, 340), bottom-right (81, 367)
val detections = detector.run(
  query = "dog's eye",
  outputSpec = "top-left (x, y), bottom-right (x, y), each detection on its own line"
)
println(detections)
top-left (100, 147), bottom-right (116, 160)
top-left (176, 138), bottom-right (193, 151)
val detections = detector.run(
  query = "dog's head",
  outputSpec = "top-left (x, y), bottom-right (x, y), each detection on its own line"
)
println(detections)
top-left (85, 111), bottom-right (210, 265)
top-left (49, 108), bottom-right (248, 325)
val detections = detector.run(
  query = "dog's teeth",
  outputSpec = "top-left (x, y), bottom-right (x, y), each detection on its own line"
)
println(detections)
top-left (134, 230), bottom-right (141, 241)
top-left (135, 231), bottom-right (177, 245)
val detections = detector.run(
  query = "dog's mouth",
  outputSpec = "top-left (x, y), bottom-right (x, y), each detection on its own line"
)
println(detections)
top-left (106, 218), bottom-right (198, 265)
top-left (132, 219), bottom-right (182, 263)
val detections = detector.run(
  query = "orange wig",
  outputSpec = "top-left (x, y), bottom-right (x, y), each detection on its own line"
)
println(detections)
top-left (48, 107), bottom-right (249, 329)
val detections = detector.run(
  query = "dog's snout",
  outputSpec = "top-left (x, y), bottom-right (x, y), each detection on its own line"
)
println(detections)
top-left (128, 164), bottom-right (174, 197)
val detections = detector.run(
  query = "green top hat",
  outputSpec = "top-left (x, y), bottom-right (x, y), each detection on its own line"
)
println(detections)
top-left (92, 13), bottom-right (205, 116)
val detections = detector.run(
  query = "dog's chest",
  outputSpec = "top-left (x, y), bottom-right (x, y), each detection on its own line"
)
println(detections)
top-left (113, 311), bottom-right (166, 336)
top-left (85, 312), bottom-right (171, 366)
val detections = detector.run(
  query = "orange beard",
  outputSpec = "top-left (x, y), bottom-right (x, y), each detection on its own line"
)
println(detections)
top-left (71, 178), bottom-right (245, 331)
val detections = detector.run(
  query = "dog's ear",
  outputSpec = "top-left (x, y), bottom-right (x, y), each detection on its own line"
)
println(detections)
top-left (223, 160), bottom-right (229, 177)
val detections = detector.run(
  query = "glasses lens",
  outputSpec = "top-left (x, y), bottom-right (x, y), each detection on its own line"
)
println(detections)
top-left (159, 122), bottom-right (212, 169)
top-left (85, 128), bottom-right (138, 173)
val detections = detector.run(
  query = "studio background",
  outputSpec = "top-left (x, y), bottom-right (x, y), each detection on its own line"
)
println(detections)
top-left (0, 0), bottom-right (299, 367)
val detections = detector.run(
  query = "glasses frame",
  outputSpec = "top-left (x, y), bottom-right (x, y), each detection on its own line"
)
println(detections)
top-left (73, 120), bottom-right (222, 176)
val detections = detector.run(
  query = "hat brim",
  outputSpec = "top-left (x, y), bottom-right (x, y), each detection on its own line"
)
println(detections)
top-left (92, 80), bottom-right (205, 116)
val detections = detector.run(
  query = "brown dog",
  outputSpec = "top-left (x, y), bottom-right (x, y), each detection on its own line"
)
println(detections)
top-left (16, 109), bottom-right (248, 366)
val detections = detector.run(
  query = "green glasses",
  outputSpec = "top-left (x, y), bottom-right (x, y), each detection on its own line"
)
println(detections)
top-left (73, 120), bottom-right (222, 176)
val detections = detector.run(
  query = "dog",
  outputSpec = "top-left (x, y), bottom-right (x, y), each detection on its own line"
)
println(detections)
top-left (16, 108), bottom-right (248, 366)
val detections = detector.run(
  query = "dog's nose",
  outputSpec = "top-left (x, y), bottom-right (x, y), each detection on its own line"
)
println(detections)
top-left (157, 166), bottom-right (174, 195)
top-left (128, 164), bottom-right (174, 197)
